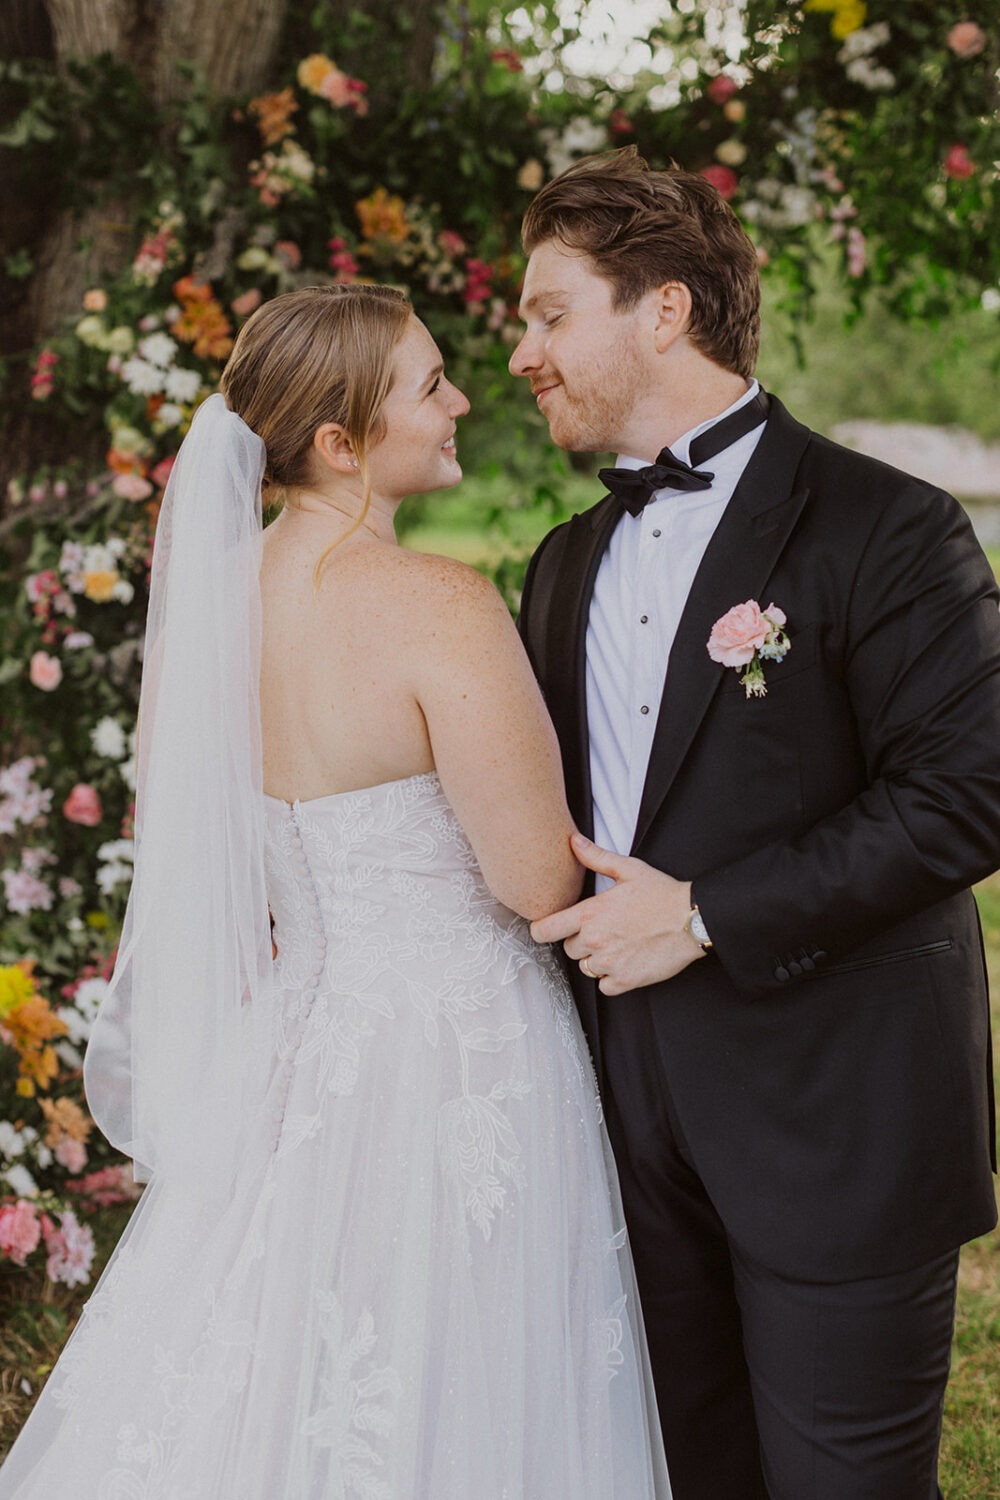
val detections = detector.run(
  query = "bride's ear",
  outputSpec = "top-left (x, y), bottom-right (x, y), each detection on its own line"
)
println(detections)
top-left (312, 422), bottom-right (359, 475)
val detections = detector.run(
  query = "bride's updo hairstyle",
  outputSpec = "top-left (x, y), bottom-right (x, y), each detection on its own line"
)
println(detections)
top-left (221, 283), bottom-right (412, 572)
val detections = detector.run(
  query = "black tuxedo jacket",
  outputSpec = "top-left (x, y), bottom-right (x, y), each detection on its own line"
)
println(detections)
top-left (519, 395), bottom-right (1000, 1281)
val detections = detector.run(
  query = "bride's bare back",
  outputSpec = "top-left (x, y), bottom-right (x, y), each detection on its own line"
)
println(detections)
top-left (260, 522), bottom-right (581, 921)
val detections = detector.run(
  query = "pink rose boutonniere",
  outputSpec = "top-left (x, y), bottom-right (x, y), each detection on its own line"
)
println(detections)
top-left (707, 599), bottom-right (791, 698)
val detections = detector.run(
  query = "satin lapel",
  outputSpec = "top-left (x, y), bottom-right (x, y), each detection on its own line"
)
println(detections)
top-left (631, 399), bottom-right (813, 853)
top-left (544, 495), bottom-right (621, 838)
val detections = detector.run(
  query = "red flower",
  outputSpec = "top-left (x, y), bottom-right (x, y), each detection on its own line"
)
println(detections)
top-left (699, 164), bottom-right (739, 200)
top-left (63, 784), bottom-right (103, 826)
top-left (707, 75), bottom-right (738, 105)
top-left (943, 144), bottom-right (975, 180)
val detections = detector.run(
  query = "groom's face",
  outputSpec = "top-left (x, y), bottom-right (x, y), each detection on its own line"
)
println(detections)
top-left (509, 239), bottom-right (651, 454)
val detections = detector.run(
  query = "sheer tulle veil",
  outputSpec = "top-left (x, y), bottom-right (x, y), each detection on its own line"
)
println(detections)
top-left (83, 392), bottom-right (274, 1197)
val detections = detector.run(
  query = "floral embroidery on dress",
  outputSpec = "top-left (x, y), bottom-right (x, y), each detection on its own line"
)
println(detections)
top-left (302, 1300), bottom-right (402, 1500)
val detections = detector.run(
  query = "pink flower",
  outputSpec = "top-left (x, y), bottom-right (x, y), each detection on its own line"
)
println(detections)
top-left (944, 143), bottom-right (975, 179)
top-left (609, 107), bottom-right (634, 136)
top-left (63, 783), bottom-right (103, 826)
top-left (707, 75), bottom-right (738, 105)
top-left (231, 288), bottom-right (263, 317)
top-left (66, 1164), bottom-right (142, 1209)
top-left (274, 240), bottom-right (302, 270)
top-left (1, 867), bottom-right (53, 914)
top-left (708, 600), bottom-right (773, 668)
top-left (438, 229), bottom-right (466, 258)
top-left (111, 473), bottom-right (154, 501)
top-left (55, 1137), bottom-right (88, 1174)
top-left (151, 456), bottom-right (175, 489)
top-left (44, 1210), bottom-right (95, 1287)
top-left (947, 21), bottom-right (986, 58)
top-left (82, 288), bottom-right (108, 312)
top-left (29, 651), bottom-right (62, 691)
top-left (0, 1201), bottom-right (42, 1265)
top-left (699, 164), bottom-right (738, 200)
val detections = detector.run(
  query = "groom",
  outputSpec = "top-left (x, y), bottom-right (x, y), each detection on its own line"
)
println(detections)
top-left (512, 148), bottom-right (1000, 1500)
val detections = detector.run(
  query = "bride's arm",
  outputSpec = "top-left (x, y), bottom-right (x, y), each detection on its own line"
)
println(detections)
top-left (409, 556), bottom-right (583, 921)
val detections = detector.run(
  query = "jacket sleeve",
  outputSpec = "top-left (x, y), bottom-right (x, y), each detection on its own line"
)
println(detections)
top-left (694, 483), bottom-right (1000, 994)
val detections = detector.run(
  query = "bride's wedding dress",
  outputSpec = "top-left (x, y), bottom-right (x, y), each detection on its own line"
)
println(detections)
top-left (0, 772), bottom-right (669, 1498)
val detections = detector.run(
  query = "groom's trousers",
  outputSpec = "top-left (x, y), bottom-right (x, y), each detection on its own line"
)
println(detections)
top-left (600, 990), bottom-right (959, 1500)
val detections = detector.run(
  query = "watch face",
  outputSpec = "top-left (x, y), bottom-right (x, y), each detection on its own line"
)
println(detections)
top-left (689, 910), bottom-right (710, 946)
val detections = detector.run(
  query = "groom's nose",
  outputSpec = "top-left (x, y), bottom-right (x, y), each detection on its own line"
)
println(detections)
top-left (508, 329), bottom-right (538, 377)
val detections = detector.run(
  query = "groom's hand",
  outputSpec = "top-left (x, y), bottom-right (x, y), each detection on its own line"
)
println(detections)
top-left (530, 833), bottom-right (705, 995)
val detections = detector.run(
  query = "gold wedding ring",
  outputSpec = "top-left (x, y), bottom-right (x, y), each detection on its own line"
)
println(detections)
top-left (580, 957), bottom-right (599, 980)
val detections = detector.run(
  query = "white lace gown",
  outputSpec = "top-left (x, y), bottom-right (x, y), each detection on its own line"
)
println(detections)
top-left (0, 773), bottom-right (670, 1499)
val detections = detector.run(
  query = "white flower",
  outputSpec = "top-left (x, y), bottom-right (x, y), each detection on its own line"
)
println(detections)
top-left (64, 631), bottom-right (94, 650)
top-left (35, 1142), bottom-right (54, 1168)
top-left (73, 977), bottom-right (110, 1025)
top-left (106, 326), bottom-right (136, 355)
top-left (163, 366), bottom-right (202, 404)
top-left (0, 1121), bottom-right (26, 1159)
top-left (121, 357), bottom-right (165, 396)
top-left (237, 246), bottom-right (270, 271)
top-left (4, 1164), bottom-right (38, 1199)
top-left (91, 716), bottom-right (128, 759)
top-left (75, 314), bottom-right (108, 348)
top-left (112, 579), bottom-right (135, 605)
top-left (57, 1004), bottom-right (92, 1046)
top-left (844, 58), bottom-right (894, 90)
top-left (837, 21), bottom-right (890, 61)
top-left (155, 402), bottom-right (184, 430)
top-left (137, 332), bottom-right (178, 368)
top-left (716, 139), bottom-right (747, 167)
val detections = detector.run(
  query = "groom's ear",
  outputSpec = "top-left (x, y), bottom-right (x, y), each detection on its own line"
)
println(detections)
top-left (312, 422), bottom-right (358, 475)
top-left (652, 281), bottom-right (692, 353)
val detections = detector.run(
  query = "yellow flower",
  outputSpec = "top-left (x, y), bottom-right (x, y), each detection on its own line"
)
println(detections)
top-left (804, 0), bottom-right (867, 37)
top-left (355, 187), bottom-right (409, 244)
top-left (84, 568), bottom-right (120, 603)
top-left (16, 1077), bottom-right (35, 1098)
top-left (831, 1), bottom-right (866, 37)
top-left (297, 53), bottom-right (337, 95)
top-left (0, 963), bottom-right (35, 1020)
top-left (86, 911), bottom-right (110, 930)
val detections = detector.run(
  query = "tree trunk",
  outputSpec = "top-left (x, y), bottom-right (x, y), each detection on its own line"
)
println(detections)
top-left (0, 0), bottom-right (290, 513)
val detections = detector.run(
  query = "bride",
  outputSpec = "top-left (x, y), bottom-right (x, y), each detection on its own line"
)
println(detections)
top-left (0, 284), bottom-right (670, 1498)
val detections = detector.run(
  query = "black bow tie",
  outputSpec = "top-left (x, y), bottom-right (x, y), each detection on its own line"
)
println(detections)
top-left (599, 388), bottom-right (771, 517)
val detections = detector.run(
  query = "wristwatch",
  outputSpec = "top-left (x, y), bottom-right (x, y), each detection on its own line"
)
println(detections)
top-left (683, 904), bottom-right (713, 952)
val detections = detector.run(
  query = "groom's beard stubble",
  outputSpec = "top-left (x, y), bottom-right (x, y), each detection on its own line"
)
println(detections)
top-left (544, 335), bottom-right (647, 457)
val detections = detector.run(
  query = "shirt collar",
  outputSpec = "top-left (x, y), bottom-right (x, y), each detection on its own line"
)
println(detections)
top-left (612, 378), bottom-right (760, 471)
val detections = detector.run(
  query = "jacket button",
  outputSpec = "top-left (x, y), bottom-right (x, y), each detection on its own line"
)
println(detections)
top-left (774, 965), bottom-right (790, 983)
top-left (787, 960), bottom-right (802, 977)
top-left (799, 954), bottom-right (815, 973)
top-left (812, 949), bottom-right (828, 963)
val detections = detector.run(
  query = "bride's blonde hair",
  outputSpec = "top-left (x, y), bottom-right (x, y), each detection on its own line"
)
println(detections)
top-left (220, 283), bottom-right (412, 579)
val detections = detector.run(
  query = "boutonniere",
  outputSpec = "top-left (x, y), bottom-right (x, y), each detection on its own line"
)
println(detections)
top-left (707, 600), bottom-right (791, 698)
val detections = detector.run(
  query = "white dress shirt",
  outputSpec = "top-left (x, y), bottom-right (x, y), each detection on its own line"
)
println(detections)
top-left (586, 381), bottom-right (766, 880)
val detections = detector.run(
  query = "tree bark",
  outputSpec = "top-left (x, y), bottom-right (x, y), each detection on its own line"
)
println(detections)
top-left (0, 0), bottom-right (290, 513)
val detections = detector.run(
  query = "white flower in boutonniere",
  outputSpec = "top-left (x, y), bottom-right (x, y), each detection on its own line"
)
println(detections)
top-left (707, 600), bottom-right (791, 698)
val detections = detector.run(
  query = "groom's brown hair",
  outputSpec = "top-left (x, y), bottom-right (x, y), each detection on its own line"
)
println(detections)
top-left (521, 146), bottom-right (761, 379)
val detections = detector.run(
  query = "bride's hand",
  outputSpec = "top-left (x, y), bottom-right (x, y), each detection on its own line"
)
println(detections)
top-left (530, 834), bottom-right (704, 995)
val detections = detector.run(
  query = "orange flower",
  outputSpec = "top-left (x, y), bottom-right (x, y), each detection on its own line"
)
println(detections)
top-left (172, 275), bottom-right (213, 305)
top-left (40, 1096), bottom-right (93, 1147)
top-left (356, 187), bottom-right (409, 244)
top-left (2, 992), bottom-right (67, 1097)
top-left (172, 277), bottom-right (234, 361)
top-left (248, 87), bottom-right (299, 146)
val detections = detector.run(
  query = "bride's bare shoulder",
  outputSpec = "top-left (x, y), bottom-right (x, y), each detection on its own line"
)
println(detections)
top-left (349, 545), bottom-right (506, 620)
